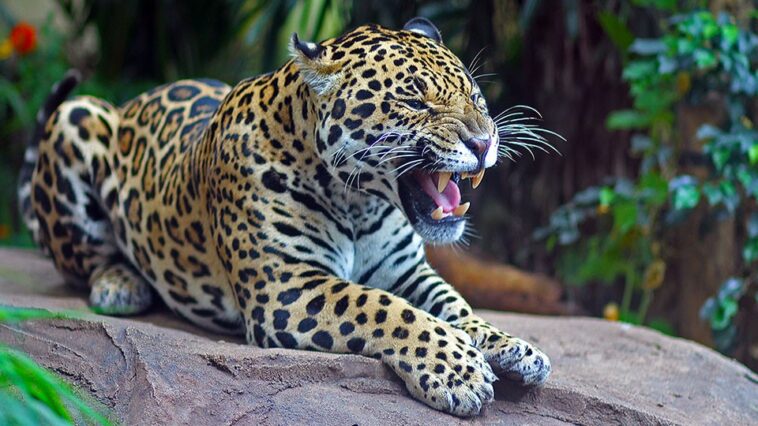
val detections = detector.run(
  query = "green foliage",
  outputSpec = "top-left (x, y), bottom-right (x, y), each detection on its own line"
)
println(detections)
top-left (0, 306), bottom-right (80, 323)
top-left (538, 8), bottom-right (758, 342)
top-left (0, 306), bottom-right (112, 425)
top-left (0, 0), bottom-right (350, 247)
top-left (239, 0), bottom-right (349, 73)
top-left (699, 277), bottom-right (748, 352)
top-left (0, 11), bottom-right (152, 247)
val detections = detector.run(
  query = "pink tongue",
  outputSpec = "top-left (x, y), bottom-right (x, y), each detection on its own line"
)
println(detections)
top-left (416, 172), bottom-right (461, 213)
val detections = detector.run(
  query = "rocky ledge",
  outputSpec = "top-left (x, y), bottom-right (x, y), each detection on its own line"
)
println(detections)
top-left (0, 248), bottom-right (755, 425)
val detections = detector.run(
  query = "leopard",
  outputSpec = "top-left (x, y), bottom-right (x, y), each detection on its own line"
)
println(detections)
top-left (18, 18), bottom-right (551, 417)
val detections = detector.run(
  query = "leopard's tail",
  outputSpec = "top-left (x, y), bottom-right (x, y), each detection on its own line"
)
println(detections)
top-left (17, 69), bottom-right (81, 238)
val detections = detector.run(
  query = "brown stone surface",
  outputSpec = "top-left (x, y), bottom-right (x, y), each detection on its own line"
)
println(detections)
top-left (0, 248), bottom-right (756, 425)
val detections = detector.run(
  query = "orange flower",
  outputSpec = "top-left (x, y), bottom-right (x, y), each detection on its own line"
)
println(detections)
top-left (10, 22), bottom-right (36, 55)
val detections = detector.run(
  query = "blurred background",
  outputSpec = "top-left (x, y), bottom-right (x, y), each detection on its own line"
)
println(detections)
top-left (0, 0), bottom-right (755, 371)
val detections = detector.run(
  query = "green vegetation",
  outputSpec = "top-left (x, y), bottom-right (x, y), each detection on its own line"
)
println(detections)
top-left (0, 306), bottom-right (112, 425)
top-left (537, 9), bottom-right (757, 350)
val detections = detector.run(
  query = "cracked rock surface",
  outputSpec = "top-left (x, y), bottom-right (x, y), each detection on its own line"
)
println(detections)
top-left (0, 248), bottom-right (756, 425)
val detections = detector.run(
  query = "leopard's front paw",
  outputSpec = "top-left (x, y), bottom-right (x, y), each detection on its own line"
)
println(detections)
top-left (385, 325), bottom-right (497, 417)
top-left (483, 334), bottom-right (551, 386)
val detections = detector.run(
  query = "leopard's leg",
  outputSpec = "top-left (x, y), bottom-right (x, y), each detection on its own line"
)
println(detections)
top-left (391, 261), bottom-right (551, 385)
top-left (30, 97), bottom-right (155, 314)
top-left (89, 261), bottom-right (153, 315)
top-left (235, 265), bottom-right (496, 417)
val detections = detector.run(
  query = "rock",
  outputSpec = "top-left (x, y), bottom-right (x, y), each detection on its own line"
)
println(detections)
top-left (0, 248), bottom-right (755, 425)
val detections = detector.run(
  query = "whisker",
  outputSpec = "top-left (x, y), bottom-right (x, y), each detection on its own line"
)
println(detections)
top-left (493, 112), bottom-right (527, 124)
top-left (468, 47), bottom-right (487, 75)
top-left (375, 153), bottom-right (420, 167)
top-left (501, 135), bottom-right (561, 155)
top-left (495, 115), bottom-right (543, 125)
top-left (391, 159), bottom-right (423, 180)
top-left (472, 72), bottom-right (497, 80)
top-left (501, 104), bottom-right (543, 118)
top-left (498, 125), bottom-right (562, 149)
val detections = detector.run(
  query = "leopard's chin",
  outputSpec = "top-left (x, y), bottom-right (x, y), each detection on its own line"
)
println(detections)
top-left (397, 170), bottom-right (472, 244)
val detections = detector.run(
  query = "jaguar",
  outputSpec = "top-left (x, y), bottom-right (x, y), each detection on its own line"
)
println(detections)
top-left (18, 18), bottom-right (553, 417)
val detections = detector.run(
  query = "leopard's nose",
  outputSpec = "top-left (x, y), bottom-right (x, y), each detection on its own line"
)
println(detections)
top-left (463, 137), bottom-right (491, 169)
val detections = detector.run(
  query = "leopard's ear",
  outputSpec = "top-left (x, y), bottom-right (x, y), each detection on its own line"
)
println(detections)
top-left (291, 33), bottom-right (325, 60)
top-left (403, 17), bottom-right (442, 44)
top-left (290, 33), bottom-right (340, 96)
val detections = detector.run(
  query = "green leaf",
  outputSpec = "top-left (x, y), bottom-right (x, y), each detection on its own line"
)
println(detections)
top-left (670, 176), bottom-right (701, 210)
top-left (599, 187), bottom-right (615, 207)
top-left (721, 24), bottom-right (739, 49)
top-left (598, 12), bottom-right (634, 52)
top-left (639, 173), bottom-right (668, 205)
top-left (719, 181), bottom-right (739, 212)
top-left (673, 186), bottom-right (700, 210)
top-left (0, 344), bottom-right (113, 425)
top-left (700, 297), bottom-right (716, 321)
top-left (694, 49), bottom-right (717, 69)
top-left (633, 90), bottom-right (676, 114)
top-left (0, 307), bottom-right (79, 323)
top-left (546, 234), bottom-right (557, 252)
top-left (619, 310), bottom-right (640, 325)
top-left (743, 237), bottom-right (758, 263)
top-left (622, 60), bottom-right (657, 80)
top-left (677, 38), bottom-right (696, 55)
top-left (748, 144), bottom-right (758, 165)
top-left (646, 318), bottom-right (676, 336)
top-left (702, 20), bottom-right (719, 39)
top-left (0, 79), bottom-right (32, 126)
top-left (710, 298), bottom-right (738, 330)
top-left (606, 110), bottom-right (652, 130)
top-left (613, 201), bottom-right (639, 233)
top-left (711, 148), bottom-right (731, 170)
top-left (702, 182), bottom-right (722, 205)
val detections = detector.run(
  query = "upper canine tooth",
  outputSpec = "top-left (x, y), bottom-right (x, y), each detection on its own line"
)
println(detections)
top-left (472, 169), bottom-right (485, 189)
top-left (431, 206), bottom-right (444, 220)
top-left (453, 202), bottom-right (470, 216)
top-left (437, 172), bottom-right (452, 193)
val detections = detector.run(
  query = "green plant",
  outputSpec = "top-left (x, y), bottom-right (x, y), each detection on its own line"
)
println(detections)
top-left (699, 276), bottom-right (754, 352)
top-left (0, 306), bottom-right (113, 425)
top-left (1, 1), bottom-right (349, 247)
top-left (537, 9), bottom-right (757, 344)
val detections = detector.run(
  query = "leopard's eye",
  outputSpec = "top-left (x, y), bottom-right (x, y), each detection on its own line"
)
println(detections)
top-left (404, 99), bottom-right (427, 110)
top-left (471, 93), bottom-right (487, 110)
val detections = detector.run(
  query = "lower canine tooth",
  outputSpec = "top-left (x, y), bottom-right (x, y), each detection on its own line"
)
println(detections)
top-left (453, 202), bottom-right (470, 216)
top-left (472, 169), bottom-right (485, 189)
top-left (431, 206), bottom-right (444, 220)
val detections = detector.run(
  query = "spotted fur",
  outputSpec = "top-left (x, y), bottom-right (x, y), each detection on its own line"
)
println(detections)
top-left (19, 18), bottom-right (550, 417)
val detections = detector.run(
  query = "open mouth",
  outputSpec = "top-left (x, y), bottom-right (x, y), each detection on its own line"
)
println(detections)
top-left (398, 168), bottom-right (485, 236)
